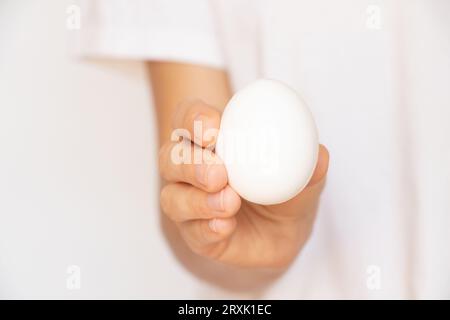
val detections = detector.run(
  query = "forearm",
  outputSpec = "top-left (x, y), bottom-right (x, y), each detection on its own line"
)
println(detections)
top-left (147, 62), bottom-right (232, 145)
top-left (150, 61), bottom-right (329, 275)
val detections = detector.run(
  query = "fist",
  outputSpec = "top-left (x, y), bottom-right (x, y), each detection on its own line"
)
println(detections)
top-left (159, 99), bottom-right (329, 269)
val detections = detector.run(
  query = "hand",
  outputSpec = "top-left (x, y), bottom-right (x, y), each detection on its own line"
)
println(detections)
top-left (159, 100), bottom-right (329, 269)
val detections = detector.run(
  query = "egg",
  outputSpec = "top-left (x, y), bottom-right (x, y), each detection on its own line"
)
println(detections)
top-left (215, 79), bottom-right (319, 205)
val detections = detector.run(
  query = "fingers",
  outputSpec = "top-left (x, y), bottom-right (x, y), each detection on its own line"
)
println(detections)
top-left (161, 184), bottom-right (241, 222)
top-left (161, 184), bottom-right (240, 255)
top-left (160, 99), bottom-right (237, 255)
top-left (172, 99), bottom-right (221, 147)
top-left (307, 144), bottom-right (330, 187)
top-left (159, 140), bottom-right (228, 192)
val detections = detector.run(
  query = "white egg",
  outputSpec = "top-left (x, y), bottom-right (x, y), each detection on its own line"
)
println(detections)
top-left (215, 79), bottom-right (319, 205)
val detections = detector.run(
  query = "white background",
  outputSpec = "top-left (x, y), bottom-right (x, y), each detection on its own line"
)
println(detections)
top-left (2, 0), bottom-right (450, 300)
top-left (0, 0), bottom-right (205, 298)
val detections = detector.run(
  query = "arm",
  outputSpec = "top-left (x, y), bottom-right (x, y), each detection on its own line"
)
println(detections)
top-left (149, 61), bottom-right (329, 269)
top-left (148, 62), bottom-right (231, 145)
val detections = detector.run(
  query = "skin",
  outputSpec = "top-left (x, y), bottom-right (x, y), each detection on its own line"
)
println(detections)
top-left (149, 61), bottom-right (329, 269)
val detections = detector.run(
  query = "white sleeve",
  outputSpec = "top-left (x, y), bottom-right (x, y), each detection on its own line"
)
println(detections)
top-left (76, 0), bottom-right (225, 68)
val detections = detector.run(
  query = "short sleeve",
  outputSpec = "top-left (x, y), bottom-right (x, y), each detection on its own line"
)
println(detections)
top-left (74, 0), bottom-right (225, 68)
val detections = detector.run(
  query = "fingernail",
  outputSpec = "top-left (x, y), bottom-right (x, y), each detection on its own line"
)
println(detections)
top-left (195, 164), bottom-right (208, 186)
top-left (207, 190), bottom-right (224, 211)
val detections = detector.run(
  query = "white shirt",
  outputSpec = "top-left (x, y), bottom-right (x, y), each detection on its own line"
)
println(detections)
top-left (77, 0), bottom-right (450, 299)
